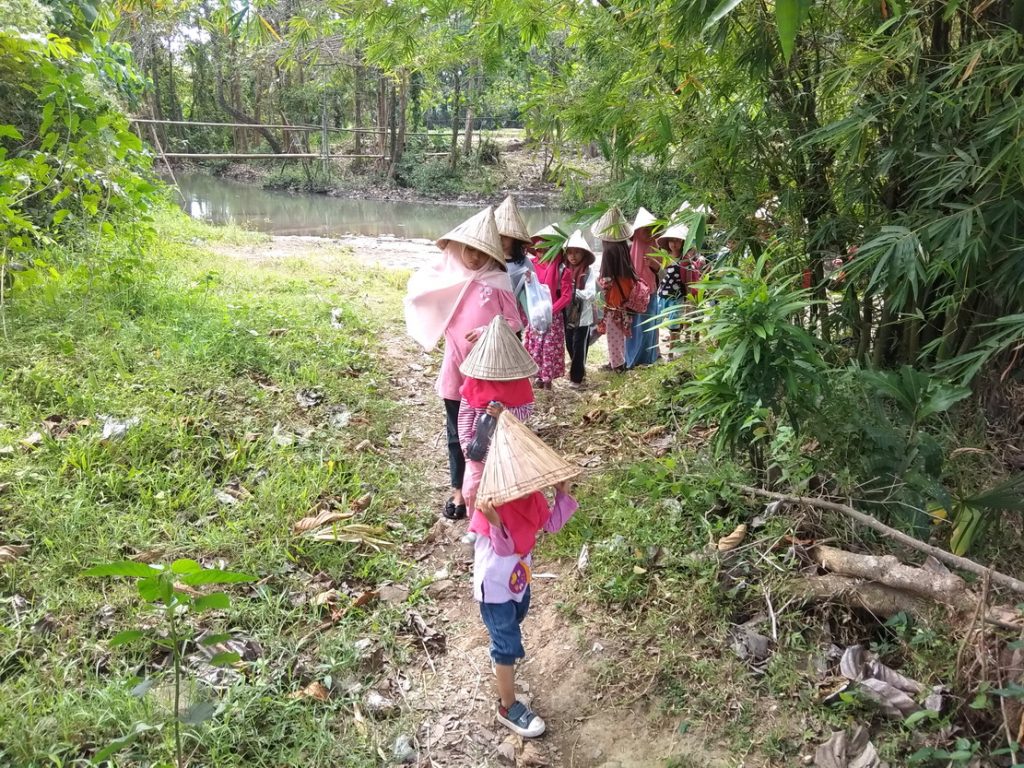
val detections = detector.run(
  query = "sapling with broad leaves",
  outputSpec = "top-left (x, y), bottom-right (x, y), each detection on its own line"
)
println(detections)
top-left (83, 559), bottom-right (254, 767)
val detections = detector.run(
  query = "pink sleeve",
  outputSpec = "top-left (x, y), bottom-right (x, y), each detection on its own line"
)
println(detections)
top-left (458, 399), bottom-right (478, 451)
top-left (543, 492), bottom-right (579, 534)
top-left (551, 267), bottom-right (574, 314)
top-left (500, 291), bottom-right (523, 332)
top-left (489, 523), bottom-right (517, 556)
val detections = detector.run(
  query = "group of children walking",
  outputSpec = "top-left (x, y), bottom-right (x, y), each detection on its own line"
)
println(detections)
top-left (402, 196), bottom-right (709, 740)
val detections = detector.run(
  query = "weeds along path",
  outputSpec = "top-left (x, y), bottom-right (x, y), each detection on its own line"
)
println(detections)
top-left (264, 237), bottom-right (733, 765)
top-left (215, 234), bottom-right (732, 766)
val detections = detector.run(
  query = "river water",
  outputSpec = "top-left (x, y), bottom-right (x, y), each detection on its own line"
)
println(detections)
top-left (171, 172), bottom-right (570, 240)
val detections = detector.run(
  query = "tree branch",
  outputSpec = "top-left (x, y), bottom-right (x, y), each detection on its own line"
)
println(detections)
top-left (734, 484), bottom-right (1024, 596)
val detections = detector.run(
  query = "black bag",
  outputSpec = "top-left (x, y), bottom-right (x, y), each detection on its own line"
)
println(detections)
top-left (564, 294), bottom-right (583, 329)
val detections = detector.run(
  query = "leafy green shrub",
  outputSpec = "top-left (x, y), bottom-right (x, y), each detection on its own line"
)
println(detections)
top-left (0, 0), bottom-right (157, 263)
top-left (403, 157), bottom-right (463, 197)
top-left (83, 559), bottom-right (254, 766)
top-left (476, 136), bottom-right (500, 165)
top-left (678, 253), bottom-right (825, 473)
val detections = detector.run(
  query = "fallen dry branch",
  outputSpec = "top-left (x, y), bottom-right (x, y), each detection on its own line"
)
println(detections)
top-left (793, 572), bottom-right (933, 618)
top-left (812, 546), bottom-right (972, 609)
top-left (735, 484), bottom-right (1024, 596)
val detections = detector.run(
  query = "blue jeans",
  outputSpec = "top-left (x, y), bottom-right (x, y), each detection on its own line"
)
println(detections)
top-left (626, 293), bottom-right (661, 368)
top-left (479, 588), bottom-right (531, 666)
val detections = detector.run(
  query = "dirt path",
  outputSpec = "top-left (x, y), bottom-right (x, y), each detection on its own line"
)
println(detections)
top-left (220, 235), bottom-right (731, 767)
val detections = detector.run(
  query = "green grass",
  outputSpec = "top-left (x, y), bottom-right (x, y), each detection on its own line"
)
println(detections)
top-left (0, 209), bottom-right (421, 766)
top-left (535, 360), bottom-right (1000, 765)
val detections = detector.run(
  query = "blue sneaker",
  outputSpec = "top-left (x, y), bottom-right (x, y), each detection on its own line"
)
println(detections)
top-left (496, 700), bottom-right (546, 738)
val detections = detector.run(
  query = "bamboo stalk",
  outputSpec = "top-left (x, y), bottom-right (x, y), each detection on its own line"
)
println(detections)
top-left (734, 484), bottom-right (1024, 596)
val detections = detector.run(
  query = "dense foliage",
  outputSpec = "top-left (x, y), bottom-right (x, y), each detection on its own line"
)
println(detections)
top-left (0, 0), bottom-right (156, 268)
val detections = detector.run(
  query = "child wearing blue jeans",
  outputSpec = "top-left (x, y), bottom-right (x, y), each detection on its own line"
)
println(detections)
top-left (472, 480), bottom-right (578, 737)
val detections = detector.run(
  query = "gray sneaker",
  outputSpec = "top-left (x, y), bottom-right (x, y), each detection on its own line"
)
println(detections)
top-left (496, 700), bottom-right (546, 738)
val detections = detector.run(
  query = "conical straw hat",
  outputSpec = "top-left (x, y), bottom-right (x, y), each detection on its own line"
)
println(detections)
top-left (657, 222), bottom-right (689, 248)
top-left (459, 315), bottom-right (539, 381)
top-left (591, 206), bottom-right (633, 242)
top-left (531, 224), bottom-right (558, 241)
top-left (436, 207), bottom-right (505, 266)
top-left (477, 410), bottom-right (581, 506)
top-left (565, 229), bottom-right (595, 266)
top-left (495, 196), bottom-right (531, 243)
top-left (632, 206), bottom-right (658, 231)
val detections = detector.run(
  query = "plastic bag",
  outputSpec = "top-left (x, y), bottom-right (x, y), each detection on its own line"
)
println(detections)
top-left (525, 278), bottom-right (552, 333)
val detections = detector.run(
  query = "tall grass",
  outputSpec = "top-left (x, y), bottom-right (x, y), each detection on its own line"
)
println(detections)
top-left (0, 209), bottom-right (421, 766)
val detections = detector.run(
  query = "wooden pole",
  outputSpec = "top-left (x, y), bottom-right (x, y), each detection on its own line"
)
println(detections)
top-left (734, 484), bottom-right (1024, 596)
top-left (128, 118), bottom-right (431, 137)
top-left (157, 153), bottom-right (382, 159)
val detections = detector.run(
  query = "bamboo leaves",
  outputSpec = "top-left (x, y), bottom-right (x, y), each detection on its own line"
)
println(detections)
top-left (775, 0), bottom-right (811, 64)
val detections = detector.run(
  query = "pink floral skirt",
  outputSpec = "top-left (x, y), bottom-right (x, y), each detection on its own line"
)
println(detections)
top-left (524, 312), bottom-right (566, 383)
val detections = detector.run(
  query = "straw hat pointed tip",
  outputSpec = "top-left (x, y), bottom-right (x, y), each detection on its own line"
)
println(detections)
top-left (495, 195), bottom-right (531, 243)
top-left (459, 316), bottom-right (538, 381)
top-left (632, 206), bottom-right (658, 231)
top-left (591, 206), bottom-right (634, 242)
top-left (436, 207), bottom-right (505, 266)
top-left (478, 411), bottom-right (580, 506)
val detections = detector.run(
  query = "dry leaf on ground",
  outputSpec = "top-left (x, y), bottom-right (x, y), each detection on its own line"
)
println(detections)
top-left (288, 681), bottom-right (330, 702)
top-left (0, 545), bottom-right (29, 564)
top-left (292, 510), bottom-right (354, 533)
top-left (717, 523), bottom-right (748, 552)
top-left (518, 742), bottom-right (550, 767)
top-left (308, 524), bottom-right (392, 550)
top-left (351, 492), bottom-right (373, 511)
top-left (641, 425), bottom-right (667, 441)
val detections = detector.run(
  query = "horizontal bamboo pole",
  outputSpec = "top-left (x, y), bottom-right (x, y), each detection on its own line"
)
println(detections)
top-left (129, 117), bottom-right (434, 137)
top-left (159, 153), bottom-right (384, 160)
top-left (734, 484), bottom-right (1024, 596)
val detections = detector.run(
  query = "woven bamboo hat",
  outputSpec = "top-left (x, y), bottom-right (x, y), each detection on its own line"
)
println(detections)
top-left (459, 315), bottom-right (539, 381)
top-left (436, 207), bottom-right (505, 267)
top-left (565, 229), bottom-right (595, 267)
top-left (495, 196), bottom-right (531, 243)
top-left (591, 206), bottom-right (633, 242)
top-left (477, 410), bottom-right (581, 506)
top-left (632, 206), bottom-right (658, 231)
top-left (531, 224), bottom-right (558, 242)
top-left (657, 222), bottom-right (689, 247)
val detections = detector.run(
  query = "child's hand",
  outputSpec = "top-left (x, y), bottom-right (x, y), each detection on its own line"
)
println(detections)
top-left (554, 480), bottom-right (572, 496)
top-left (465, 326), bottom-right (484, 343)
top-left (478, 498), bottom-right (501, 527)
top-left (485, 402), bottom-right (504, 418)
top-left (597, 277), bottom-right (610, 289)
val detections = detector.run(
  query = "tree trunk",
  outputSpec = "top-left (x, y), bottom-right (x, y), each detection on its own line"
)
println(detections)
top-left (387, 73), bottom-right (409, 181)
top-left (463, 65), bottom-right (476, 156)
top-left (165, 42), bottom-right (183, 128)
top-left (449, 70), bottom-right (461, 171)
top-left (215, 56), bottom-right (282, 154)
top-left (229, 39), bottom-right (247, 152)
top-left (871, 300), bottom-right (895, 368)
top-left (354, 59), bottom-right (363, 167)
top-left (148, 38), bottom-right (166, 148)
top-left (857, 290), bottom-right (874, 363)
top-left (376, 73), bottom-right (389, 173)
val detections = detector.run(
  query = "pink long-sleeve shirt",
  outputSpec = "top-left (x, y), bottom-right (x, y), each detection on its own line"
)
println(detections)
top-left (533, 258), bottom-right (575, 315)
top-left (472, 491), bottom-right (579, 604)
top-left (436, 281), bottom-right (522, 401)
